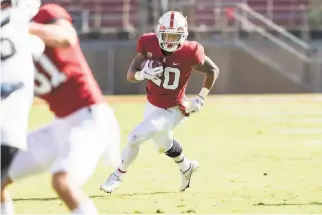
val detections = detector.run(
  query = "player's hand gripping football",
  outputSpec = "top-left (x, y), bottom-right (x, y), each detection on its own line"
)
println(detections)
top-left (137, 60), bottom-right (163, 81)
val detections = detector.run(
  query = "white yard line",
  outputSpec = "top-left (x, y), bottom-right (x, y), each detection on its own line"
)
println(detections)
top-left (301, 140), bottom-right (322, 144)
top-left (277, 128), bottom-right (322, 134)
top-left (270, 118), bottom-right (322, 124)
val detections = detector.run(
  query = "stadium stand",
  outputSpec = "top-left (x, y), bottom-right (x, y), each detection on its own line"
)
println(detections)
top-left (42, 0), bottom-right (310, 31)
top-left (43, 0), bottom-right (140, 31)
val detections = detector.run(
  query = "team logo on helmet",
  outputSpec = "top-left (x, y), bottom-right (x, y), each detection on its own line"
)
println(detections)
top-left (155, 11), bottom-right (189, 52)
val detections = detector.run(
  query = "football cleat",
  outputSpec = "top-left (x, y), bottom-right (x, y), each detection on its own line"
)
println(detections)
top-left (180, 160), bottom-right (199, 192)
top-left (100, 172), bottom-right (122, 193)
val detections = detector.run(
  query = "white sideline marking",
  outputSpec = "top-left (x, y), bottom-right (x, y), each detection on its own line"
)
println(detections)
top-left (278, 128), bottom-right (322, 134)
top-left (270, 118), bottom-right (322, 124)
top-left (301, 140), bottom-right (322, 144)
top-left (221, 106), bottom-right (321, 117)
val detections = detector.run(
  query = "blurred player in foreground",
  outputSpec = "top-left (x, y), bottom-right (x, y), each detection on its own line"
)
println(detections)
top-left (0, 0), bottom-right (43, 190)
top-left (100, 11), bottom-right (219, 193)
top-left (1, 3), bottom-right (121, 214)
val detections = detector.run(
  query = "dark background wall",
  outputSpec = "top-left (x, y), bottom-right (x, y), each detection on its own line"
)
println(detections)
top-left (80, 40), bottom-right (311, 94)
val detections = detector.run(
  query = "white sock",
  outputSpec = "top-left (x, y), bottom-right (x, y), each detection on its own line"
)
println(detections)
top-left (173, 153), bottom-right (191, 172)
top-left (71, 198), bottom-right (98, 214)
top-left (0, 199), bottom-right (14, 215)
top-left (118, 144), bottom-right (139, 173)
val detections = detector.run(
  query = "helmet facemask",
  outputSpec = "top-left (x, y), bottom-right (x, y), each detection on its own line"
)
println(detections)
top-left (155, 11), bottom-right (189, 53)
top-left (156, 30), bottom-right (187, 52)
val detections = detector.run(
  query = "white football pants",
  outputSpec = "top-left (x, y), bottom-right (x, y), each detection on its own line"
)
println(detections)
top-left (128, 101), bottom-right (186, 152)
top-left (9, 103), bottom-right (121, 186)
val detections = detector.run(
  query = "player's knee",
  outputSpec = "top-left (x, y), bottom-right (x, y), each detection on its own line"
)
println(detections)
top-left (128, 130), bottom-right (150, 146)
top-left (128, 132), bottom-right (139, 146)
top-left (153, 137), bottom-right (173, 153)
top-left (52, 172), bottom-right (70, 194)
top-left (165, 139), bottom-right (182, 158)
top-left (154, 139), bottom-right (173, 153)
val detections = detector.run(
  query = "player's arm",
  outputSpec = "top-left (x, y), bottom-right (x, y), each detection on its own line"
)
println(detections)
top-left (127, 34), bottom-right (147, 83)
top-left (192, 55), bottom-right (219, 98)
top-left (184, 55), bottom-right (219, 114)
top-left (29, 19), bottom-right (77, 48)
top-left (127, 34), bottom-right (164, 83)
top-left (127, 53), bottom-right (146, 83)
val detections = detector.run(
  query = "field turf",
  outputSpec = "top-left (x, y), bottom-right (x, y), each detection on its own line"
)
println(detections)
top-left (9, 94), bottom-right (322, 214)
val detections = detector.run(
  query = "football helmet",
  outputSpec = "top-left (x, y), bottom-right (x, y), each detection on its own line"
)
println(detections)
top-left (1, 0), bottom-right (41, 20)
top-left (155, 11), bottom-right (188, 52)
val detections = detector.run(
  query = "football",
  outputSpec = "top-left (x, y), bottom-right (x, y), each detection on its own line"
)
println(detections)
top-left (140, 59), bottom-right (164, 77)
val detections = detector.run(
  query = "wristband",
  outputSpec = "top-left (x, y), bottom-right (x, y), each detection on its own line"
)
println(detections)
top-left (134, 71), bottom-right (144, 81)
top-left (198, 87), bottom-right (210, 99)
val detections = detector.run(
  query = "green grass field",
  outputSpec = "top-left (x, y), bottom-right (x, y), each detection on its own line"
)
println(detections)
top-left (7, 94), bottom-right (322, 214)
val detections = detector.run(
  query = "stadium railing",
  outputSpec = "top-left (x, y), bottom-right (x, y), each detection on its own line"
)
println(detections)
top-left (235, 3), bottom-right (321, 92)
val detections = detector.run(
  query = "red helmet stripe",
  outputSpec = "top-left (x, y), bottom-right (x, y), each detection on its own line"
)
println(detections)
top-left (170, 11), bottom-right (175, 28)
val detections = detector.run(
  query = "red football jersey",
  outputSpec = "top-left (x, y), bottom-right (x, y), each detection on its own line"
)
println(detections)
top-left (33, 4), bottom-right (104, 117)
top-left (137, 33), bottom-right (205, 108)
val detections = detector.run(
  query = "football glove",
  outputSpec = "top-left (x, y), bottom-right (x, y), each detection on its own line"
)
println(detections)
top-left (135, 60), bottom-right (163, 81)
top-left (185, 96), bottom-right (204, 114)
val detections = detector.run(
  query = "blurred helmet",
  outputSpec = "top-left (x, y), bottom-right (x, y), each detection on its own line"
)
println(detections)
top-left (155, 11), bottom-right (188, 52)
top-left (1, 0), bottom-right (41, 20)
top-left (0, 0), bottom-right (10, 4)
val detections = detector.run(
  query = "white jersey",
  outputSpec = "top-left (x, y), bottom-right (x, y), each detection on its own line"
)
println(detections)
top-left (0, 7), bottom-right (44, 150)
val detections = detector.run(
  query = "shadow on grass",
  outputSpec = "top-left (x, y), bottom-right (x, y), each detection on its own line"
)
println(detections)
top-left (254, 202), bottom-right (322, 206)
top-left (13, 191), bottom-right (173, 202)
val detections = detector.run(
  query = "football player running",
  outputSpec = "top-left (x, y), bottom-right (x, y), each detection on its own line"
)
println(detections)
top-left (100, 11), bottom-right (219, 193)
top-left (1, 3), bottom-right (121, 214)
top-left (0, 0), bottom-right (43, 190)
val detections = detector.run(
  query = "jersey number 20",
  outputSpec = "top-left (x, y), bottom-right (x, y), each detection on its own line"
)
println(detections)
top-left (151, 67), bottom-right (180, 90)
